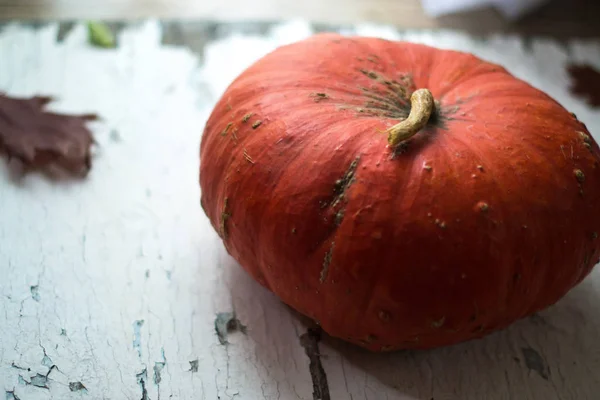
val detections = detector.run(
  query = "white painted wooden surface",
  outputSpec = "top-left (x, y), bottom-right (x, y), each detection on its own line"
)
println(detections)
top-left (1, 19), bottom-right (600, 400)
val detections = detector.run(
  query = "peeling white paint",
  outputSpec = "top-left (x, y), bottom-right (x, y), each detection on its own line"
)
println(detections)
top-left (0, 20), bottom-right (313, 400)
top-left (1, 19), bottom-right (600, 400)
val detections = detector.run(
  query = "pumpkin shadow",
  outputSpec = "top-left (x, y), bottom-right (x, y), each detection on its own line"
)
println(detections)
top-left (316, 275), bottom-right (600, 400)
top-left (225, 249), bottom-right (600, 399)
top-left (221, 253), bottom-right (324, 397)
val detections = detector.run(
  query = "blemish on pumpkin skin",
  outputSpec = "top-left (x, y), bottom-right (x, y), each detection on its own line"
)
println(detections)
top-left (578, 131), bottom-right (591, 143)
top-left (431, 317), bottom-right (446, 328)
top-left (220, 122), bottom-right (233, 136)
top-left (310, 92), bottom-right (329, 102)
top-left (320, 242), bottom-right (335, 283)
top-left (220, 198), bottom-right (231, 239)
top-left (330, 157), bottom-right (360, 210)
top-left (366, 70), bottom-right (379, 80)
top-left (242, 113), bottom-right (254, 123)
top-left (252, 120), bottom-right (262, 129)
top-left (390, 142), bottom-right (410, 159)
top-left (477, 202), bottom-right (490, 212)
top-left (335, 210), bottom-right (344, 226)
top-left (243, 148), bottom-right (255, 164)
top-left (365, 334), bottom-right (377, 343)
top-left (560, 145), bottom-right (568, 160)
top-left (578, 131), bottom-right (594, 152)
top-left (378, 310), bottom-right (391, 322)
top-left (583, 252), bottom-right (591, 268)
top-left (574, 169), bottom-right (585, 183)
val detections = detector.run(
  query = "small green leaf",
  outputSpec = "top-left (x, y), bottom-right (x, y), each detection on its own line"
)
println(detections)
top-left (87, 21), bottom-right (116, 48)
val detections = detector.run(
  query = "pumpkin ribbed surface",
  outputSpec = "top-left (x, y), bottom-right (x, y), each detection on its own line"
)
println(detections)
top-left (199, 33), bottom-right (600, 351)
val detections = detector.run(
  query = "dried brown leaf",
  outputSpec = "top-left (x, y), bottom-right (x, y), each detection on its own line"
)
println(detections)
top-left (567, 63), bottom-right (600, 108)
top-left (0, 93), bottom-right (99, 177)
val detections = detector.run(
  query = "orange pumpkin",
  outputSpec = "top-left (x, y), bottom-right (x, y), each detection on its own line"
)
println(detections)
top-left (199, 33), bottom-right (600, 351)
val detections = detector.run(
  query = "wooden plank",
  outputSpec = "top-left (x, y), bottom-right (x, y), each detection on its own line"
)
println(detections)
top-left (1, 19), bottom-right (600, 400)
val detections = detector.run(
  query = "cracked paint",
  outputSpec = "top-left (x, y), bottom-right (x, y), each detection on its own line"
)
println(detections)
top-left (153, 348), bottom-right (167, 385)
top-left (136, 369), bottom-right (149, 400)
top-left (5, 390), bottom-right (20, 400)
top-left (133, 320), bottom-right (145, 358)
top-left (300, 328), bottom-right (330, 400)
top-left (29, 285), bottom-right (40, 302)
top-left (41, 355), bottom-right (53, 368)
top-left (29, 373), bottom-right (50, 389)
top-left (10, 363), bottom-right (29, 372)
top-left (215, 312), bottom-right (247, 345)
top-left (522, 347), bottom-right (550, 380)
top-left (69, 382), bottom-right (88, 392)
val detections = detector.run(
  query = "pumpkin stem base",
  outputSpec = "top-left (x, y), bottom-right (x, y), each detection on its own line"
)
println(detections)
top-left (386, 88), bottom-right (435, 147)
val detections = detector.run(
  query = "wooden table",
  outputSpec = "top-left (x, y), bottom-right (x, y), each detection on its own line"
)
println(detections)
top-left (1, 19), bottom-right (600, 400)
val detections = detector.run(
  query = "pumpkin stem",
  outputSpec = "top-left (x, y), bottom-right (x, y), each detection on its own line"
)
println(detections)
top-left (386, 88), bottom-right (434, 147)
